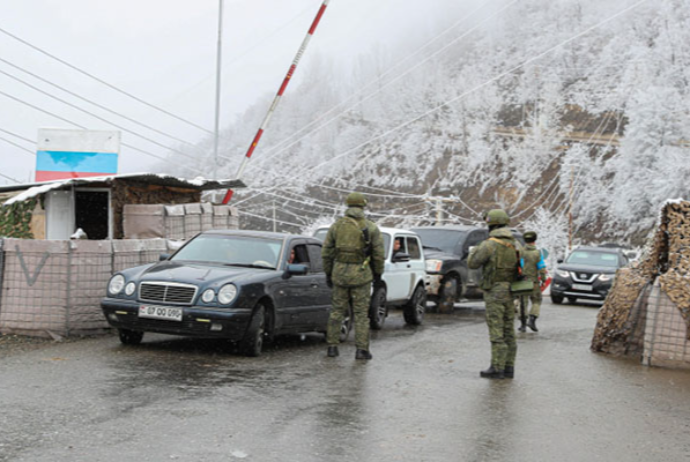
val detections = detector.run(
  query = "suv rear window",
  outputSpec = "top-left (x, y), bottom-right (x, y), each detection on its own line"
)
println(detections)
top-left (566, 251), bottom-right (620, 268)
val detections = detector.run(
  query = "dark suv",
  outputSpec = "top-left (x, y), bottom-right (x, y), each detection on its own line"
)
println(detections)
top-left (412, 225), bottom-right (524, 311)
top-left (551, 246), bottom-right (630, 304)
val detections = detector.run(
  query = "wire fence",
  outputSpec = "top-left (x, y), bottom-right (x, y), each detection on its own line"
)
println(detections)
top-left (643, 281), bottom-right (690, 368)
top-left (0, 238), bottom-right (182, 338)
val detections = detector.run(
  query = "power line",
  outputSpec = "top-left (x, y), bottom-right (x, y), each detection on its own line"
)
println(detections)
top-left (0, 169), bottom-right (21, 184)
top-left (0, 57), bottom-right (198, 147)
top-left (247, 0), bottom-right (515, 173)
top-left (0, 134), bottom-right (35, 155)
top-left (0, 25), bottom-right (212, 134)
top-left (0, 127), bottom-right (34, 145)
top-left (0, 89), bottom-right (205, 177)
top-left (0, 69), bottom-right (217, 164)
top-left (255, 0), bottom-right (651, 202)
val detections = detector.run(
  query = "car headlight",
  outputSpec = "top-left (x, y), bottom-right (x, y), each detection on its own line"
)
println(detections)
top-left (125, 282), bottom-right (136, 296)
top-left (201, 289), bottom-right (215, 303)
top-left (598, 274), bottom-right (613, 282)
top-left (556, 270), bottom-right (570, 278)
top-left (108, 275), bottom-right (126, 295)
top-left (425, 259), bottom-right (443, 273)
top-left (218, 284), bottom-right (238, 305)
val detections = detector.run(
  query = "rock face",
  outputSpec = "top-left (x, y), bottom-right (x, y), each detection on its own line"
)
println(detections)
top-left (592, 200), bottom-right (690, 369)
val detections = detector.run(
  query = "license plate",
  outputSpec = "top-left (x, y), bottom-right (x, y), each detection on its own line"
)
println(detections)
top-left (139, 305), bottom-right (183, 321)
top-left (572, 283), bottom-right (593, 291)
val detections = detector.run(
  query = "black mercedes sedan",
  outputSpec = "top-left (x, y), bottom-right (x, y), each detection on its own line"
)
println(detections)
top-left (101, 230), bottom-right (349, 356)
top-left (550, 246), bottom-right (630, 305)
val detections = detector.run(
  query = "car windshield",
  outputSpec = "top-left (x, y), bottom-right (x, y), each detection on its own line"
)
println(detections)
top-left (566, 250), bottom-right (620, 268)
top-left (171, 235), bottom-right (283, 269)
top-left (412, 229), bottom-right (467, 254)
top-left (313, 229), bottom-right (328, 242)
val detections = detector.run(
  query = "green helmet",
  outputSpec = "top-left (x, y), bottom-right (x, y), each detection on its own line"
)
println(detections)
top-left (485, 209), bottom-right (510, 226)
top-left (524, 231), bottom-right (537, 242)
top-left (346, 192), bottom-right (367, 208)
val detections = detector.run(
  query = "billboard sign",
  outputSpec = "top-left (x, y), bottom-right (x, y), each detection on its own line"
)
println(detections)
top-left (36, 129), bottom-right (120, 182)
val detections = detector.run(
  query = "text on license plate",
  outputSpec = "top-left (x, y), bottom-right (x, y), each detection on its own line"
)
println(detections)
top-left (139, 305), bottom-right (183, 321)
top-left (572, 283), bottom-right (593, 291)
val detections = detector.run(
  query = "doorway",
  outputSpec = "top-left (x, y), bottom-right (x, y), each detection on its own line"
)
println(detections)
top-left (75, 190), bottom-right (111, 239)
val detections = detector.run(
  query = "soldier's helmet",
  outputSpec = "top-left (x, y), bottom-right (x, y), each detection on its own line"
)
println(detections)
top-left (485, 209), bottom-right (510, 226)
top-left (346, 192), bottom-right (368, 208)
top-left (524, 231), bottom-right (538, 241)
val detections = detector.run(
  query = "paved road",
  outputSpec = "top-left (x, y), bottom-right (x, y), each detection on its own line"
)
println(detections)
top-left (1, 300), bottom-right (689, 462)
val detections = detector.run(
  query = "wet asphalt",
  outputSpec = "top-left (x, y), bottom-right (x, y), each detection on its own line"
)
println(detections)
top-left (1, 300), bottom-right (689, 462)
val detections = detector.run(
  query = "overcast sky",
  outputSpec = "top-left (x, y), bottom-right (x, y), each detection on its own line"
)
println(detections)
top-left (0, 0), bottom-right (483, 184)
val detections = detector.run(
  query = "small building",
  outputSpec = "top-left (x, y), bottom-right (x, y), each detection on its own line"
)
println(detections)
top-left (0, 173), bottom-right (245, 240)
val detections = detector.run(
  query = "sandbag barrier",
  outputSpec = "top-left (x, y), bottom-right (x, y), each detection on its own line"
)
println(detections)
top-left (592, 200), bottom-right (690, 369)
top-left (0, 238), bottom-right (181, 338)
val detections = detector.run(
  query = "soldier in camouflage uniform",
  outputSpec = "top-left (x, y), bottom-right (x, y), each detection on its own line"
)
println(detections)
top-left (468, 209), bottom-right (519, 379)
top-left (519, 231), bottom-right (547, 332)
top-left (322, 192), bottom-right (385, 360)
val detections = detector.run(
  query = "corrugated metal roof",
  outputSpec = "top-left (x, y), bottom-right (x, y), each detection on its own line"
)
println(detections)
top-left (0, 173), bottom-right (246, 206)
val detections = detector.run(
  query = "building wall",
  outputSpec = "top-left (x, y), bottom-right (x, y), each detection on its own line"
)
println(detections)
top-left (111, 182), bottom-right (200, 239)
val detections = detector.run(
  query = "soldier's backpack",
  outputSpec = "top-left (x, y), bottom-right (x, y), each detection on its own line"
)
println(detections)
top-left (335, 217), bottom-right (371, 264)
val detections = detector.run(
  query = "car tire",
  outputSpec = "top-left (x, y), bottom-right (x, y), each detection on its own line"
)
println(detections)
top-left (568, 296), bottom-right (578, 304)
top-left (240, 304), bottom-right (265, 357)
top-left (438, 275), bottom-right (459, 313)
top-left (551, 294), bottom-right (564, 304)
top-left (369, 286), bottom-right (387, 330)
top-left (339, 304), bottom-right (353, 343)
top-left (118, 328), bottom-right (144, 345)
top-left (404, 285), bottom-right (426, 325)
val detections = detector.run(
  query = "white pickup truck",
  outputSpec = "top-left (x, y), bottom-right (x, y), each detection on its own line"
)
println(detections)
top-left (313, 226), bottom-right (427, 329)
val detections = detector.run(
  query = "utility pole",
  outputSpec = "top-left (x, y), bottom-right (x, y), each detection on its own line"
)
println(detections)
top-left (212, 0), bottom-right (224, 181)
top-left (272, 201), bottom-right (277, 232)
top-left (435, 198), bottom-right (443, 226)
top-left (568, 164), bottom-right (574, 253)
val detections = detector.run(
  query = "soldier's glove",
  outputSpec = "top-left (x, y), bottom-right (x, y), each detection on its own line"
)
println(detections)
top-left (373, 274), bottom-right (383, 291)
top-left (326, 276), bottom-right (333, 289)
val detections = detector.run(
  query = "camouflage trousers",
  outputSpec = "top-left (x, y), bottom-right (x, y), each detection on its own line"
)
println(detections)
top-left (326, 283), bottom-right (371, 350)
top-left (484, 283), bottom-right (517, 369)
top-left (520, 285), bottom-right (542, 318)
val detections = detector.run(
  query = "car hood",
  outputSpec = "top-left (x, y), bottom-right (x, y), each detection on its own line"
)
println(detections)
top-left (424, 249), bottom-right (460, 261)
top-left (128, 261), bottom-right (275, 286)
top-left (557, 263), bottom-right (618, 275)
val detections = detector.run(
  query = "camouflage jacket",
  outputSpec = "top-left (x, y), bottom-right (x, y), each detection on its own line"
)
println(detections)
top-left (468, 227), bottom-right (520, 291)
top-left (521, 244), bottom-right (547, 283)
top-left (322, 207), bottom-right (385, 287)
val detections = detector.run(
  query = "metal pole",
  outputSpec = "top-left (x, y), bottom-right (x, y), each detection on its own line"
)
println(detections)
top-left (213, 0), bottom-right (224, 181)
top-left (222, 0), bottom-right (331, 204)
top-left (272, 201), bottom-right (277, 232)
top-left (436, 198), bottom-right (443, 226)
top-left (568, 164), bottom-right (574, 252)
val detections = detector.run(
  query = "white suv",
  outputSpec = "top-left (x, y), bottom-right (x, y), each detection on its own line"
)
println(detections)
top-left (313, 226), bottom-right (427, 329)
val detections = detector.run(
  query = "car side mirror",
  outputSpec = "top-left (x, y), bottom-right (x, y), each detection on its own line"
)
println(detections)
top-left (283, 263), bottom-right (308, 279)
top-left (392, 252), bottom-right (410, 263)
top-left (159, 253), bottom-right (171, 261)
top-left (557, 259), bottom-right (564, 264)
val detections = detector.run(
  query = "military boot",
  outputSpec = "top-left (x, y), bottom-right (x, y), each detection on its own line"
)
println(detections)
top-left (504, 365), bottom-right (514, 379)
top-left (480, 365), bottom-right (505, 379)
top-left (527, 315), bottom-right (539, 332)
top-left (518, 316), bottom-right (527, 332)
top-left (327, 346), bottom-right (339, 357)
top-left (355, 349), bottom-right (373, 360)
